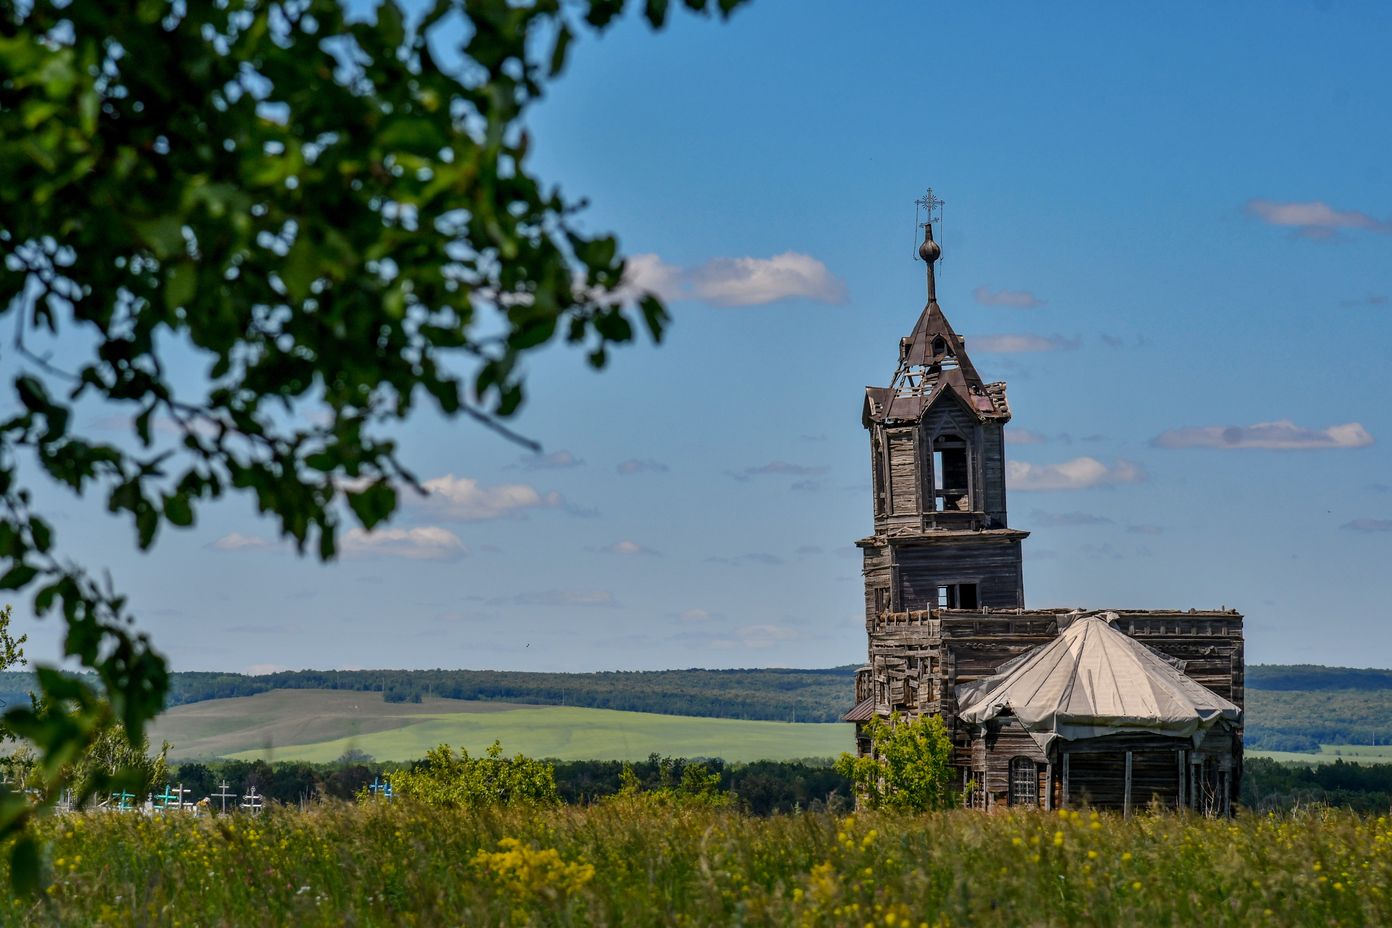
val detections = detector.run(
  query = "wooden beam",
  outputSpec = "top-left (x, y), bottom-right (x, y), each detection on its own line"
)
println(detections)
top-left (1123, 751), bottom-right (1133, 817)
top-left (1062, 753), bottom-right (1070, 808)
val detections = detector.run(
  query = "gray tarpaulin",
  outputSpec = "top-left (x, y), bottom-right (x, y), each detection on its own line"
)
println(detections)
top-left (955, 613), bottom-right (1241, 749)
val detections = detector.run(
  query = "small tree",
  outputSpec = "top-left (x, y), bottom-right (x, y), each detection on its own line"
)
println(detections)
top-left (614, 757), bottom-right (731, 808)
top-left (835, 712), bottom-right (958, 812)
top-left (387, 741), bottom-right (558, 809)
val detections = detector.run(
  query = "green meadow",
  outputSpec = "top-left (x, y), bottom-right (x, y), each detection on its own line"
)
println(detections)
top-left (12, 803), bottom-right (1392, 927)
top-left (1248, 744), bottom-right (1392, 765)
top-left (150, 689), bottom-right (851, 763)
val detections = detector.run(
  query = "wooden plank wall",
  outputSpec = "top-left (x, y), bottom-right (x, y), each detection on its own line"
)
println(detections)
top-left (895, 542), bottom-right (1025, 610)
top-left (979, 422), bottom-right (1006, 526)
top-left (888, 430), bottom-right (917, 515)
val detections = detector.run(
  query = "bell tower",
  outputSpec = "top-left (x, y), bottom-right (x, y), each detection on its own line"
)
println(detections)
top-left (857, 210), bottom-right (1027, 624)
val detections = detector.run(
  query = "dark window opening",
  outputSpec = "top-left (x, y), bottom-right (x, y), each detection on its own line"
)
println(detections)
top-left (936, 583), bottom-right (979, 610)
top-left (1009, 757), bottom-right (1039, 807)
top-left (932, 436), bottom-right (971, 511)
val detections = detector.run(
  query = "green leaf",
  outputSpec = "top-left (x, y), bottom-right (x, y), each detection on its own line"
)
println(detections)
top-left (29, 517), bottom-right (52, 554)
top-left (376, 0), bottom-right (406, 49)
top-left (0, 564), bottom-right (38, 591)
top-left (346, 482), bottom-right (397, 530)
top-left (9, 834), bottom-right (42, 896)
top-left (165, 261), bottom-right (196, 312)
top-left (163, 493), bottom-right (193, 527)
top-left (548, 24), bottom-right (573, 78)
top-left (133, 216), bottom-right (185, 260)
top-left (639, 294), bottom-right (669, 342)
top-left (281, 237), bottom-right (318, 303)
top-left (644, 0), bottom-right (671, 27)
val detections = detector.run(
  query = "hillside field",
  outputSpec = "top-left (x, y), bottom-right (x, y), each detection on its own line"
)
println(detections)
top-left (1248, 744), bottom-right (1392, 765)
top-left (150, 689), bottom-right (851, 763)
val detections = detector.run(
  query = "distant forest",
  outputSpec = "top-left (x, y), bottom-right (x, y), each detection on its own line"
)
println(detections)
top-left (2, 664), bottom-right (1390, 751)
top-left (0, 666), bottom-right (858, 723)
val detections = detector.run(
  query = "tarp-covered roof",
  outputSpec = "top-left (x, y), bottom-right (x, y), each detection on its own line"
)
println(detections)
top-left (955, 613), bottom-right (1241, 748)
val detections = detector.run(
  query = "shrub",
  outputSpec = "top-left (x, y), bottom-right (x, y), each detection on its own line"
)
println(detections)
top-left (386, 742), bottom-right (557, 809)
top-left (835, 712), bottom-right (957, 811)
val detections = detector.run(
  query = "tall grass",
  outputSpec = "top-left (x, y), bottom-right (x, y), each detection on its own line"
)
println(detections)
top-left (5, 802), bottom-right (1389, 926)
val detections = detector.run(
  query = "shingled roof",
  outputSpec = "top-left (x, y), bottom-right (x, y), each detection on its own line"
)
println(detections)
top-left (863, 223), bottom-right (1011, 427)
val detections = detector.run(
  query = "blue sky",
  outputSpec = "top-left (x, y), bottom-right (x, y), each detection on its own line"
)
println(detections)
top-left (12, 1), bottom-right (1392, 674)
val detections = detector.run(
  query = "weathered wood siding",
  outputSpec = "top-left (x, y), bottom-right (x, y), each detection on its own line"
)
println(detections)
top-left (894, 540), bottom-right (1025, 610)
top-left (887, 430), bottom-right (918, 515)
top-left (980, 422), bottom-right (1007, 527)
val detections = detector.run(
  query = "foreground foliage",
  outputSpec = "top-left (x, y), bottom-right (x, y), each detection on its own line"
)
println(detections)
top-left (3, 804), bottom-right (1390, 926)
top-left (0, 0), bottom-right (745, 855)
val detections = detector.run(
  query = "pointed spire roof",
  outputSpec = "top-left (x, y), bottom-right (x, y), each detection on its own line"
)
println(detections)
top-left (955, 614), bottom-right (1242, 749)
top-left (864, 222), bottom-right (1011, 425)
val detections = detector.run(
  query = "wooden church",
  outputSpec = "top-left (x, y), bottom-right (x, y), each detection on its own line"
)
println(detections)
top-left (844, 206), bottom-right (1245, 814)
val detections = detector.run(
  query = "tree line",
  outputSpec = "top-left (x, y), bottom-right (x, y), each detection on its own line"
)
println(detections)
top-left (2, 666), bottom-right (860, 723)
top-left (162, 753), bottom-right (853, 817)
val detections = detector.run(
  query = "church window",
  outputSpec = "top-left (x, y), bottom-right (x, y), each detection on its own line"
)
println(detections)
top-left (1009, 757), bottom-right (1039, 807)
top-left (936, 583), bottom-right (979, 610)
top-left (932, 435), bottom-right (971, 511)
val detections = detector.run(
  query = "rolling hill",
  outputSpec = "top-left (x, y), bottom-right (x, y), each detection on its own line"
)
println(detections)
top-left (149, 689), bottom-right (852, 763)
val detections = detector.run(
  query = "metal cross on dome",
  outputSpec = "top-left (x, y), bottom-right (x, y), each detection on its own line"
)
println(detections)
top-left (912, 188), bottom-right (945, 262)
top-left (916, 188), bottom-right (944, 225)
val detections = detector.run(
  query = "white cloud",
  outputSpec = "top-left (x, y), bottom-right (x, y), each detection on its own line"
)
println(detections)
top-left (624, 251), bottom-right (847, 307)
top-left (1151, 420), bottom-right (1374, 451)
top-left (207, 532), bottom-right (277, 552)
top-left (413, 474), bottom-right (566, 521)
top-left (243, 663), bottom-right (289, 676)
top-left (678, 609), bottom-right (715, 622)
top-left (623, 253), bottom-right (685, 300)
top-left (599, 540), bottom-right (659, 557)
top-left (1007, 457), bottom-right (1146, 491)
top-left (1006, 429), bottom-right (1049, 445)
top-left (341, 526), bottom-right (467, 561)
top-left (969, 334), bottom-right (1080, 353)
top-left (1244, 199), bottom-right (1391, 240)
top-left (973, 285), bottom-right (1045, 308)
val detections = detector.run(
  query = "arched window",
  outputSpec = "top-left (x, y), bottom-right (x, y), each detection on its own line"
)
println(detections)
top-left (1009, 757), bottom-right (1038, 807)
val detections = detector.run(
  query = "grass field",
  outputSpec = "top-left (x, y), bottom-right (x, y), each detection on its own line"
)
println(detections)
top-left (1249, 744), bottom-right (1392, 765)
top-left (11, 803), bottom-right (1391, 926)
top-left (150, 689), bottom-right (852, 763)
